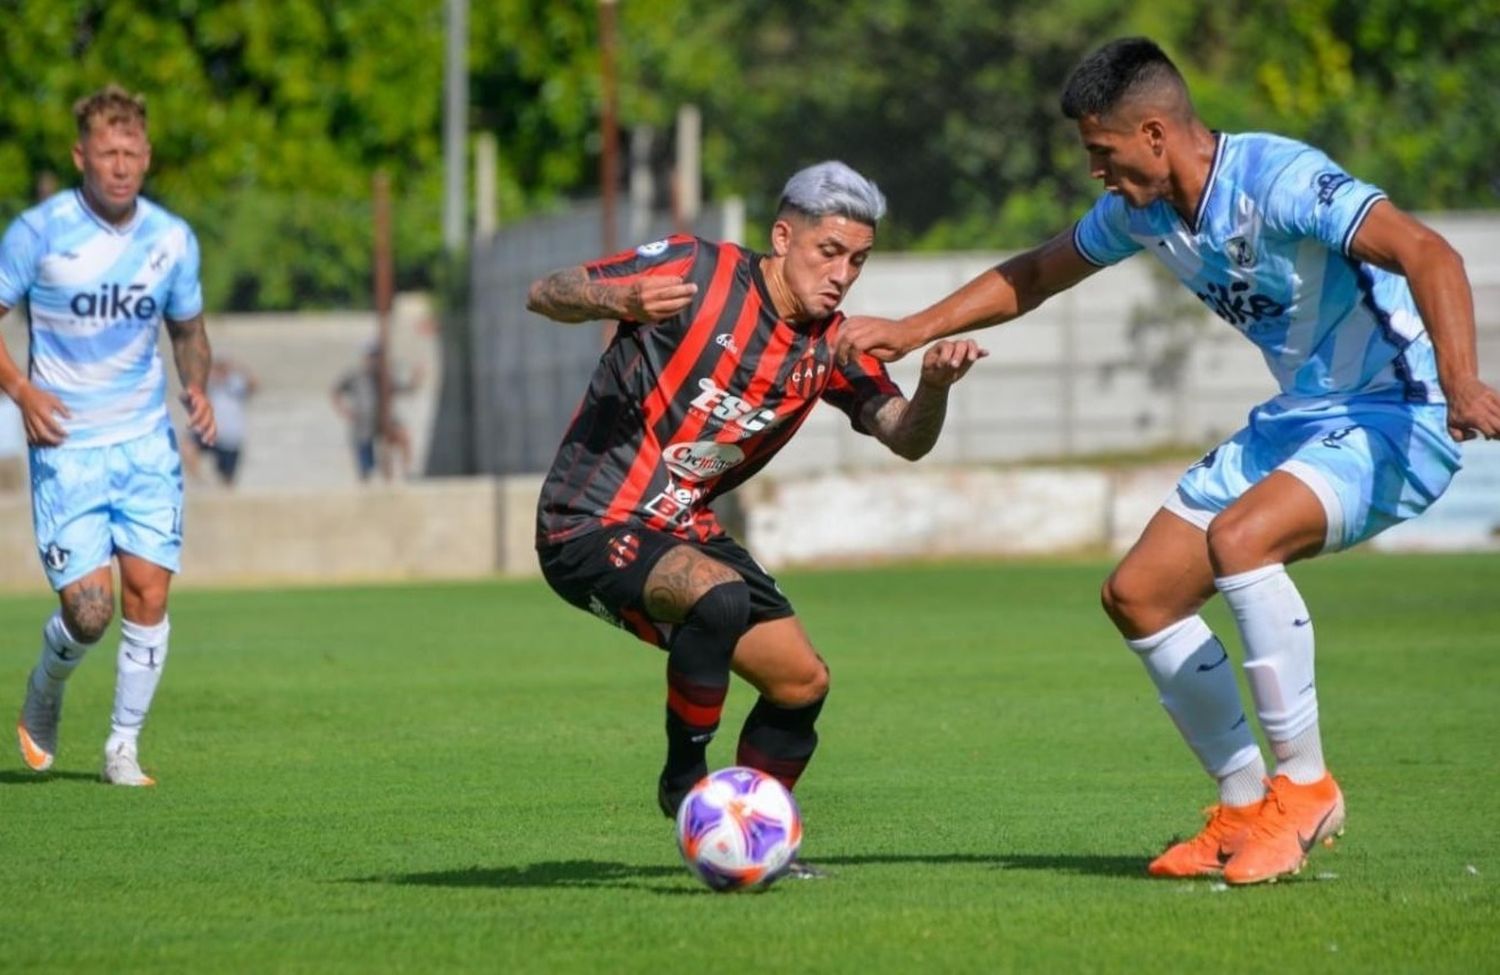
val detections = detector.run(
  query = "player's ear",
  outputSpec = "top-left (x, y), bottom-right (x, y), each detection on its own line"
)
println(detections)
top-left (71, 141), bottom-right (85, 173)
top-left (770, 217), bottom-right (794, 257)
top-left (1142, 118), bottom-right (1166, 155)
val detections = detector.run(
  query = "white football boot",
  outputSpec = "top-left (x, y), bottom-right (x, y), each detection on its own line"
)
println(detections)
top-left (17, 667), bottom-right (62, 772)
top-left (101, 739), bottom-right (156, 787)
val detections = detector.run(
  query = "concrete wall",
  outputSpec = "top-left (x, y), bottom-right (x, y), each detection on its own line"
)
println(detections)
top-left (0, 475), bottom-right (544, 592)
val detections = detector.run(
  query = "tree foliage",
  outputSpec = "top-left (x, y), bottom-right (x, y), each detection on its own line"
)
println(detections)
top-left (1, 0), bottom-right (1494, 310)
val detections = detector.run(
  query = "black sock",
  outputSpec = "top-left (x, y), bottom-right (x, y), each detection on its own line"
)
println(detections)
top-left (658, 581), bottom-right (750, 813)
top-left (736, 693), bottom-right (826, 791)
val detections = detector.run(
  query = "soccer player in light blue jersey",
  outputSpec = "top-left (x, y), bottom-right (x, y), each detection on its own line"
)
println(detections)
top-left (0, 85), bottom-right (216, 786)
top-left (838, 38), bottom-right (1500, 884)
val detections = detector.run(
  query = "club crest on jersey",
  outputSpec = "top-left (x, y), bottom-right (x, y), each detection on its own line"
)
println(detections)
top-left (663, 441), bottom-right (745, 482)
top-left (606, 532), bottom-right (641, 569)
top-left (714, 333), bottom-right (740, 356)
top-left (1225, 235), bottom-right (1255, 268)
top-left (636, 239), bottom-right (670, 258)
top-left (1315, 172), bottom-right (1354, 206)
top-left (786, 354), bottom-right (828, 399)
top-left (42, 543), bottom-right (70, 572)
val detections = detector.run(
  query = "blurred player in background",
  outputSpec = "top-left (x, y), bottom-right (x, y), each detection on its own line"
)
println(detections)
top-left (528, 161), bottom-right (985, 869)
top-left (839, 38), bottom-right (1500, 884)
top-left (0, 85), bottom-right (215, 786)
top-left (186, 358), bottom-right (256, 487)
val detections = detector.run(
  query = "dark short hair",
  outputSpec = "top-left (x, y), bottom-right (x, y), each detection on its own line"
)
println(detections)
top-left (1059, 37), bottom-right (1188, 120)
top-left (73, 84), bottom-right (148, 138)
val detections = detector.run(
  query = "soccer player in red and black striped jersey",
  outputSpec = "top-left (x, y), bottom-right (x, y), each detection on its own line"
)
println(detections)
top-left (528, 161), bottom-right (986, 836)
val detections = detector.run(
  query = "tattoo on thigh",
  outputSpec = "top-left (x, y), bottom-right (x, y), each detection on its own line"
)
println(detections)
top-left (643, 545), bottom-right (741, 622)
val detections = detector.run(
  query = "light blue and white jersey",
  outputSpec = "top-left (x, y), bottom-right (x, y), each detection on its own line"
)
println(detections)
top-left (0, 190), bottom-right (203, 448)
top-left (1073, 132), bottom-right (1440, 405)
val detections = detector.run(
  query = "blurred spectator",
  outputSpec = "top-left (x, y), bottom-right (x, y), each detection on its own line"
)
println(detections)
top-left (331, 341), bottom-right (423, 481)
top-left (185, 359), bottom-right (256, 487)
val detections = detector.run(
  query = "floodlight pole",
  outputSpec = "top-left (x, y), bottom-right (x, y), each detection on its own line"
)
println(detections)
top-left (373, 170), bottom-right (395, 479)
top-left (599, 0), bottom-right (620, 256)
top-left (443, 0), bottom-right (469, 255)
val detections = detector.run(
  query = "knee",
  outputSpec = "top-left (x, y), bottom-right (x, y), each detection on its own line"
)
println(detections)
top-left (771, 655), bottom-right (830, 709)
top-left (1101, 569), bottom-right (1151, 634)
top-left (687, 579), bottom-right (751, 636)
top-left (1205, 508), bottom-right (1259, 572)
top-left (63, 598), bottom-right (114, 644)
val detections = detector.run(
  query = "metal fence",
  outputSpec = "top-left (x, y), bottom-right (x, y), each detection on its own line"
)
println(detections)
top-left (428, 200), bottom-right (730, 476)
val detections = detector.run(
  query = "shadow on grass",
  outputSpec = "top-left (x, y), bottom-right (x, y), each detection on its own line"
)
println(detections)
top-left (354, 851), bottom-right (1148, 891)
top-left (0, 768), bottom-right (99, 785)
top-left (351, 860), bottom-right (684, 892)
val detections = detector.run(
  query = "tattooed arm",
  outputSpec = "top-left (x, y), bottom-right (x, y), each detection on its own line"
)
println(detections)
top-left (861, 339), bottom-right (987, 461)
top-left (526, 266), bottom-right (698, 324)
top-left (167, 313), bottom-right (216, 445)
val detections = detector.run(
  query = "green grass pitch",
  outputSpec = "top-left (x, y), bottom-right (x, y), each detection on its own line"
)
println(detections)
top-left (1, 553), bottom-right (1496, 973)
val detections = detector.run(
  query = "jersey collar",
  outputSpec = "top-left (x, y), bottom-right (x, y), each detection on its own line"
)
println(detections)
top-left (75, 188), bottom-right (145, 235)
top-left (1187, 132), bottom-right (1227, 235)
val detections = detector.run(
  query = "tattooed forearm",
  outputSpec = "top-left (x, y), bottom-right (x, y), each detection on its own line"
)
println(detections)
top-left (865, 386), bottom-right (951, 461)
top-left (166, 313), bottom-right (212, 391)
top-left (527, 266), bottom-right (629, 323)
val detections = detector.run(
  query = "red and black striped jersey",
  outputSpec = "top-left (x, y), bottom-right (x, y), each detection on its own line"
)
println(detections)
top-left (537, 234), bottom-right (902, 545)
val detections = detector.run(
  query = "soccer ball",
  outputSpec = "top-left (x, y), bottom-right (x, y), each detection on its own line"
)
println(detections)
top-left (675, 766), bottom-right (803, 892)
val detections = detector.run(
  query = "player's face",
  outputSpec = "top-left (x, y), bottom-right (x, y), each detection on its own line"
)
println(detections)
top-left (772, 214), bottom-right (875, 320)
top-left (1077, 113), bottom-right (1169, 208)
top-left (73, 122), bottom-right (151, 222)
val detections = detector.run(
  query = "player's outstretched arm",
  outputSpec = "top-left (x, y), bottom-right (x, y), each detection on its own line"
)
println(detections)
top-left (0, 302), bottom-right (69, 445)
top-left (837, 229), bottom-right (1100, 364)
top-left (167, 312), bottom-right (217, 446)
top-left (1350, 202), bottom-right (1500, 440)
top-left (862, 339), bottom-right (988, 460)
top-left (526, 265), bottom-right (697, 324)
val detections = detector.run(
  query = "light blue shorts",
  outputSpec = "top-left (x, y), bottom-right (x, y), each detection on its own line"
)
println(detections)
top-left (29, 426), bottom-right (184, 590)
top-left (1165, 396), bottom-right (1462, 552)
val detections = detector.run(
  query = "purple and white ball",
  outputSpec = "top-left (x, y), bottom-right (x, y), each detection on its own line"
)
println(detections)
top-left (675, 766), bottom-right (803, 892)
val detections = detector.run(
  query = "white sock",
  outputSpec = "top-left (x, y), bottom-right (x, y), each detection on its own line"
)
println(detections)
top-left (1216, 564), bottom-right (1327, 785)
top-left (1127, 615), bottom-right (1266, 803)
top-left (34, 611), bottom-right (93, 693)
top-left (109, 617), bottom-right (170, 747)
top-left (1272, 725), bottom-right (1326, 785)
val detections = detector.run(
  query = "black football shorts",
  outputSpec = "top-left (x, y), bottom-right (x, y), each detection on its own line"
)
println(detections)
top-left (537, 526), bottom-right (794, 649)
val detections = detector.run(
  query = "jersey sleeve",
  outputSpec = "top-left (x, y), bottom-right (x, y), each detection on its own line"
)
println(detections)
top-left (0, 215), bottom-right (44, 309)
top-left (1071, 193), bottom-right (1143, 267)
top-left (585, 234), bottom-right (699, 285)
top-left (820, 349), bottom-right (903, 435)
top-left (166, 223), bottom-right (205, 321)
top-left (1259, 144), bottom-right (1386, 257)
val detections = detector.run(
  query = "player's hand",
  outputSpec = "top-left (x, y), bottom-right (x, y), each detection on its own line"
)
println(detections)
top-left (836, 316), bottom-right (919, 364)
top-left (1443, 376), bottom-right (1500, 441)
top-left (918, 339), bottom-right (988, 389)
top-left (621, 276), bottom-right (697, 323)
top-left (15, 381), bottom-right (69, 446)
top-left (181, 384), bottom-right (217, 447)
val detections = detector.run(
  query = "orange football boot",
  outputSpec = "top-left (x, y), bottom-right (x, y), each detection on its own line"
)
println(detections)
top-left (1223, 773), bottom-right (1344, 885)
top-left (1148, 801), bottom-right (1259, 878)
